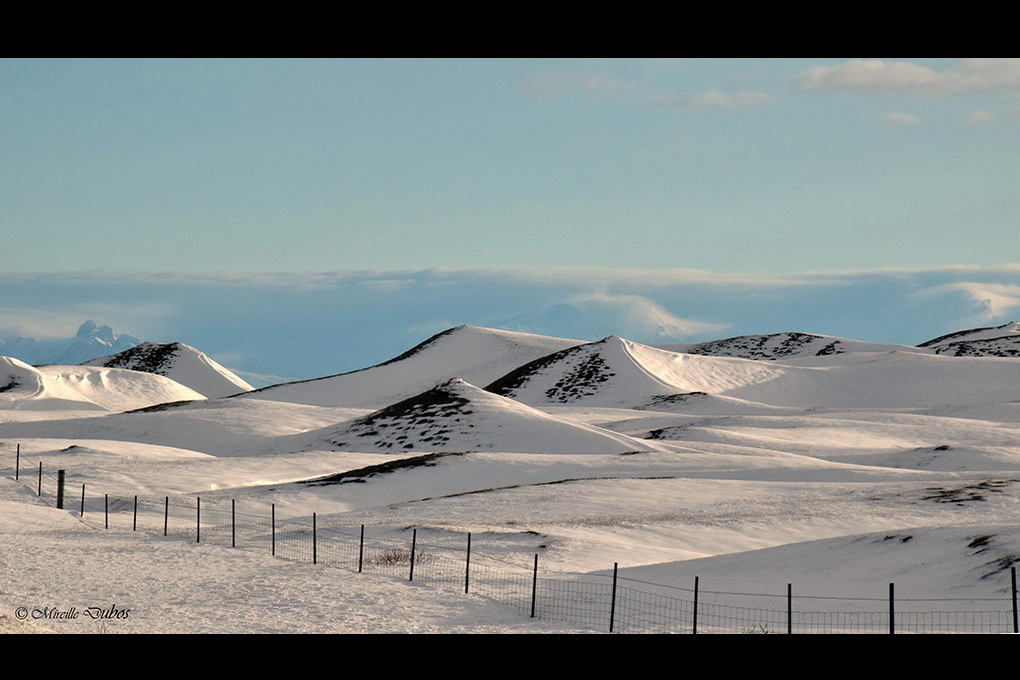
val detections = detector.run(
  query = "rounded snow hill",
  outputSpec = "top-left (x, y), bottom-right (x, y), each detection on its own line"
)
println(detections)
top-left (241, 325), bottom-right (583, 409)
top-left (658, 331), bottom-right (930, 361)
top-left (294, 377), bottom-right (659, 455)
top-left (917, 321), bottom-right (1020, 358)
top-left (84, 342), bottom-right (253, 399)
top-left (486, 336), bottom-right (785, 408)
top-left (0, 356), bottom-right (206, 412)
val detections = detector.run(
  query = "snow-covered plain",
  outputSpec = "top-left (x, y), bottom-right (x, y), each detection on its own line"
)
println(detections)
top-left (3, 324), bottom-right (1020, 634)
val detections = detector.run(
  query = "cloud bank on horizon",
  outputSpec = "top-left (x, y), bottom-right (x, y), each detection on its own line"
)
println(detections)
top-left (2, 265), bottom-right (1019, 382)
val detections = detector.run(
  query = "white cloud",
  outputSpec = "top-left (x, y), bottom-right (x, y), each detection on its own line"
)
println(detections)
top-left (797, 58), bottom-right (1020, 96)
top-left (967, 110), bottom-right (996, 125)
top-left (689, 91), bottom-right (775, 110)
top-left (913, 282), bottom-right (1020, 321)
top-left (876, 111), bottom-right (922, 125)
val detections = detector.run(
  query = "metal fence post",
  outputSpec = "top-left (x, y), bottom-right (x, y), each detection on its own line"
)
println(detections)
top-left (609, 562), bottom-right (618, 633)
top-left (465, 532), bottom-right (471, 594)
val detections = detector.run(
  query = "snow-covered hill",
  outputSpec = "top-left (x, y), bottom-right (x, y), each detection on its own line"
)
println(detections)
top-left (918, 321), bottom-right (1020, 357)
top-left (300, 377), bottom-right (658, 455)
top-left (657, 331), bottom-right (926, 360)
top-left (0, 355), bottom-right (206, 412)
top-left (84, 342), bottom-right (253, 398)
top-left (242, 325), bottom-right (582, 409)
top-left (4, 321), bottom-right (1020, 633)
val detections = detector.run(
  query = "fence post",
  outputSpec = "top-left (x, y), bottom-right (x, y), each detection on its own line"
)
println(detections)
top-left (787, 583), bottom-right (793, 634)
top-left (609, 562), bottom-right (618, 633)
top-left (56, 470), bottom-right (65, 509)
top-left (1012, 566), bottom-right (1018, 634)
top-left (80, 484), bottom-right (85, 517)
top-left (531, 554), bottom-right (538, 618)
top-left (358, 524), bottom-right (364, 572)
top-left (15, 443), bottom-right (19, 480)
top-left (164, 497), bottom-right (168, 536)
top-left (231, 499), bottom-right (236, 548)
top-left (409, 529), bottom-right (417, 582)
top-left (889, 583), bottom-right (895, 634)
top-left (105, 494), bottom-right (109, 529)
top-left (196, 497), bottom-right (200, 543)
top-left (133, 495), bottom-right (137, 531)
top-left (37, 461), bottom-right (42, 496)
top-left (693, 576), bottom-right (699, 634)
top-left (464, 532), bottom-right (471, 594)
top-left (312, 513), bottom-right (317, 565)
top-left (271, 504), bottom-right (276, 556)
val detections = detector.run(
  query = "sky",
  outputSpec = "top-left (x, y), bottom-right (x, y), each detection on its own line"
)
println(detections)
top-left (2, 58), bottom-right (1020, 380)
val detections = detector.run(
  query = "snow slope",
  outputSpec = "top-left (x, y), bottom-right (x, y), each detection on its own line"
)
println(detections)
top-left (241, 325), bottom-right (582, 409)
top-left (84, 342), bottom-right (254, 398)
top-left (658, 331), bottom-right (927, 361)
top-left (4, 323), bottom-right (1020, 633)
top-left (0, 356), bottom-right (206, 413)
top-left (918, 321), bottom-right (1020, 358)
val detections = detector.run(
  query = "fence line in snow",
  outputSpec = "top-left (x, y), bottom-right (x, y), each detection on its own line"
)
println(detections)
top-left (4, 447), bottom-right (1019, 634)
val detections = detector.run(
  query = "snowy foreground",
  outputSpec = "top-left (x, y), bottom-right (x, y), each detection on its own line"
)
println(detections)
top-left (3, 324), bottom-right (1020, 633)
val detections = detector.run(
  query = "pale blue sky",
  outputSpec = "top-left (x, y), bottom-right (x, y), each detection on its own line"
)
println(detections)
top-left (3, 58), bottom-right (1019, 274)
top-left (3, 59), bottom-right (1020, 379)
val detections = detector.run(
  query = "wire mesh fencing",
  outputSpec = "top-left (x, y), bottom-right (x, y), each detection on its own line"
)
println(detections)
top-left (4, 449), bottom-right (1020, 634)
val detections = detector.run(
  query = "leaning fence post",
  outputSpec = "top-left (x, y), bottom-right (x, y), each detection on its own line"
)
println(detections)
top-left (464, 532), bottom-right (471, 594)
top-left (358, 524), bottom-right (364, 572)
top-left (531, 554), bottom-right (538, 618)
top-left (80, 484), bottom-right (85, 517)
top-left (889, 583), bottom-right (895, 634)
top-left (609, 562), bottom-right (619, 633)
top-left (693, 576), bottom-right (699, 634)
top-left (56, 470), bottom-right (65, 509)
top-left (409, 528), bottom-right (417, 582)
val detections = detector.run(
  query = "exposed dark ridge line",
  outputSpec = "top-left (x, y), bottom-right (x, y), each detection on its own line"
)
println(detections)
top-left (300, 451), bottom-right (466, 486)
top-left (917, 325), bottom-right (1000, 348)
top-left (123, 399), bottom-right (204, 414)
top-left (484, 339), bottom-right (605, 397)
top-left (239, 326), bottom-right (466, 397)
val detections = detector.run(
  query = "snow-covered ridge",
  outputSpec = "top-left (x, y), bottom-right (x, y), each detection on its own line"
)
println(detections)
top-left (84, 342), bottom-right (253, 399)
top-left (0, 355), bottom-right (206, 412)
top-left (303, 376), bottom-right (655, 455)
top-left (656, 331), bottom-right (927, 361)
top-left (241, 325), bottom-right (582, 409)
top-left (917, 321), bottom-right (1020, 358)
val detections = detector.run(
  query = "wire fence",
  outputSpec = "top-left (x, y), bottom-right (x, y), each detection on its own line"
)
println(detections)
top-left (4, 446), bottom-right (1020, 634)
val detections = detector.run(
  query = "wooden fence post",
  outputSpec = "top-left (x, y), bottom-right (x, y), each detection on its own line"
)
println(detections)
top-left (409, 528), bottom-right (417, 582)
top-left (531, 554), bottom-right (538, 618)
top-left (56, 470), bottom-right (65, 509)
top-left (358, 524), bottom-right (364, 572)
top-left (693, 576), bottom-right (699, 634)
top-left (312, 513), bottom-right (317, 565)
top-left (889, 583), bottom-right (895, 634)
